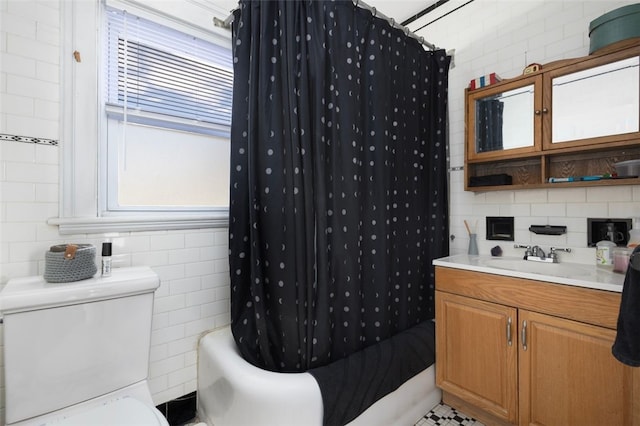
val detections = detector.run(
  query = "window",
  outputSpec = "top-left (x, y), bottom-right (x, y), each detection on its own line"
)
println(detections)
top-left (55, 0), bottom-right (234, 233)
top-left (103, 7), bottom-right (233, 212)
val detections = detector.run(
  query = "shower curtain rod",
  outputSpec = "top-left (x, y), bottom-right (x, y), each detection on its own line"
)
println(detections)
top-left (354, 0), bottom-right (437, 50)
top-left (219, 1), bottom-right (437, 51)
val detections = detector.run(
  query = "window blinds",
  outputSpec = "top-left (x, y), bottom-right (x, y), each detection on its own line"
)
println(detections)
top-left (105, 7), bottom-right (233, 128)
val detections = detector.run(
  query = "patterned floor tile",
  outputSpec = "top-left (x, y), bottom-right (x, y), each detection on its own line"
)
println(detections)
top-left (414, 403), bottom-right (484, 426)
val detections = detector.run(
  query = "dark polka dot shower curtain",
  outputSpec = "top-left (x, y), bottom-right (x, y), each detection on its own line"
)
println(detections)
top-left (229, 0), bottom-right (450, 373)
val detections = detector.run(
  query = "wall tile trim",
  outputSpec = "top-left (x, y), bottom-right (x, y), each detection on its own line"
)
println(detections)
top-left (1, 133), bottom-right (58, 146)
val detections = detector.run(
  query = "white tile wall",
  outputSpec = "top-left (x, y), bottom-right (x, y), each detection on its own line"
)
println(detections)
top-left (0, 139), bottom-right (232, 418)
top-left (415, 0), bottom-right (640, 262)
top-left (0, 1), bottom-right (231, 424)
top-left (3, 0), bottom-right (640, 423)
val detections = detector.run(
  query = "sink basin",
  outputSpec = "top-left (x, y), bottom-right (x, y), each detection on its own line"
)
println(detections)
top-left (479, 258), bottom-right (593, 278)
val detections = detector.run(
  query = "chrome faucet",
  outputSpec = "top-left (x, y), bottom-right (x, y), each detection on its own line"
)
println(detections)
top-left (531, 245), bottom-right (545, 258)
top-left (514, 244), bottom-right (571, 263)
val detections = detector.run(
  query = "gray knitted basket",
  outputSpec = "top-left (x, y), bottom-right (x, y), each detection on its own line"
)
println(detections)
top-left (44, 244), bottom-right (97, 283)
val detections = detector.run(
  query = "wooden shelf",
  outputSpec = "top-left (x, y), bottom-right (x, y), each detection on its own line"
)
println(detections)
top-left (467, 176), bottom-right (640, 192)
top-left (466, 144), bottom-right (640, 191)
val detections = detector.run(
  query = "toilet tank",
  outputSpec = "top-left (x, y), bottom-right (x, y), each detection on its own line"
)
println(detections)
top-left (0, 266), bottom-right (160, 424)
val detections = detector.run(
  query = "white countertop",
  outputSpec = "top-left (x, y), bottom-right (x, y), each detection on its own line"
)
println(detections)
top-left (433, 254), bottom-right (626, 293)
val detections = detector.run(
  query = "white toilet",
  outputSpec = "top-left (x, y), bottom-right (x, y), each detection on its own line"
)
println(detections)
top-left (0, 266), bottom-right (169, 426)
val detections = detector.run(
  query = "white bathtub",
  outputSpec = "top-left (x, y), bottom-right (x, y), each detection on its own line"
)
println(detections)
top-left (197, 326), bottom-right (441, 426)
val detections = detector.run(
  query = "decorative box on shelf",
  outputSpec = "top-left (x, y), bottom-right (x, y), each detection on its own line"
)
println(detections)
top-left (469, 73), bottom-right (502, 90)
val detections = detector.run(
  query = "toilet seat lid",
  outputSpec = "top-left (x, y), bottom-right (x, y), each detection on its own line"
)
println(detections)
top-left (49, 396), bottom-right (168, 426)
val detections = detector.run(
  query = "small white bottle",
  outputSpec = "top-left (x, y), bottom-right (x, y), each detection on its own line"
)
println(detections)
top-left (101, 242), bottom-right (112, 277)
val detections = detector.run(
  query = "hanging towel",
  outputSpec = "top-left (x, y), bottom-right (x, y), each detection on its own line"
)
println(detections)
top-left (612, 245), bottom-right (640, 366)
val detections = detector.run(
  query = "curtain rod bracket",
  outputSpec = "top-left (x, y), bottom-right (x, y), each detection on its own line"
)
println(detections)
top-left (219, 7), bottom-right (237, 30)
top-left (213, 16), bottom-right (231, 30)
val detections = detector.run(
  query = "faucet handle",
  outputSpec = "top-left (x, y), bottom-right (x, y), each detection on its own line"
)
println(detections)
top-left (549, 247), bottom-right (571, 262)
top-left (514, 244), bottom-right (533, 259)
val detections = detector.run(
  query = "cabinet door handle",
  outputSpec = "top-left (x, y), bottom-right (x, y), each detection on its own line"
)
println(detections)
top-left (507, 316), bottom-right (513, 346)
top-left (534, 109), bottom-right (541, 115)
top-left (542, 107), bottom-right (548, 113)
top-left (521, 320), bottom-right (528, 351)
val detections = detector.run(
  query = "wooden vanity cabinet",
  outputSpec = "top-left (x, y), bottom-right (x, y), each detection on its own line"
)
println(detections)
top-left (436, 292), bottom-right (518, 423)
top-left (435, 266), bottom-right (639, 426)
top-left (519, 310), bottom-right (633, 426)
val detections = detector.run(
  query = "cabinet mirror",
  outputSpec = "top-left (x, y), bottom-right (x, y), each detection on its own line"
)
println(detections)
top-left (473, 83), bottom-right (536, 155)
top-left (551, 55), bottom-right (639, 144)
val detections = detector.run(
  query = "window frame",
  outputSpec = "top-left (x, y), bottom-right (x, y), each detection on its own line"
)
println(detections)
top-left (53, 0), bottom-right (233, 234)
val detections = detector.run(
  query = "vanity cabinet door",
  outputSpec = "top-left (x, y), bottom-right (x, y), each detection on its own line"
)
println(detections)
top-left (518, 310), bottom-right (634, 426)
top-left (436, 291), bottom-right (518, 424)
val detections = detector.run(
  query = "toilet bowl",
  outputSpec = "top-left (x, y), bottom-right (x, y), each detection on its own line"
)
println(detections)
top-left (54, 397), bottom-right (165, 425)
top-left (12, 382), bottom-right (168, 426)
top-left (0, 266), bottom-right (169, 426)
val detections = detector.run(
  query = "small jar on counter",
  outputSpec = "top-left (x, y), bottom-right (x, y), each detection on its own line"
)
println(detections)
top-left (596, 240), bottom-right (616, 267)
top-left (613, 247), bottom-right (632, 274)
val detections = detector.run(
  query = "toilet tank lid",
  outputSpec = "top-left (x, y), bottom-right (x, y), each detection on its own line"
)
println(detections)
top-left (0, 266), bottom-right (160, 314)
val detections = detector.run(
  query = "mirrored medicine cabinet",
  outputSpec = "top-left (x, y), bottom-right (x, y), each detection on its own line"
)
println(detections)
top-left (465, 39), bottom-right (640, 191)
top-left (468, 77), bottom-right (541, 160)
top-left (549, 55), bottom-right (639, 147)
top-left (473, 83), bottom-right (536, 154)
